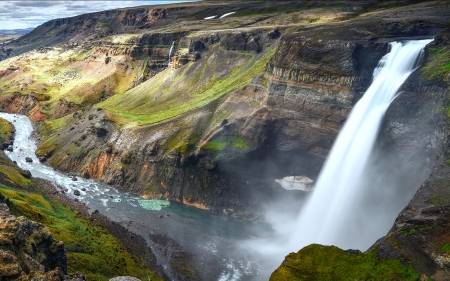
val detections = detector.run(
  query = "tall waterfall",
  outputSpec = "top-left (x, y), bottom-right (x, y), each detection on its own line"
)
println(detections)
top-left (168, 41), bottom-right (175, 65)
top-left (289, 39), bottom-right (433, 250)
top-left (249, 39), bottom-right (433, 279)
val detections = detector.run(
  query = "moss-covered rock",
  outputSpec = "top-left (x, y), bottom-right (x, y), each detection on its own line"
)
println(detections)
top-left (270, 244), bottom-right (420, 281)
top-left (0, 202), bottom-right (68, 280)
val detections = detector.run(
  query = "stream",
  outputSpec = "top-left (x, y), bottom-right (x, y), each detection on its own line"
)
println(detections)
top-left (0, 112), bottom-right (272, 281)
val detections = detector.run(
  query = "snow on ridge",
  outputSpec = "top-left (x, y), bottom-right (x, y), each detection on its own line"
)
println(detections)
top-left (220, 12), bottom-right (236, 18)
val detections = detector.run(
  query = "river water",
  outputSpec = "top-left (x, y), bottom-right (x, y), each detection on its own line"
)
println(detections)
top-left (0, 112), bottom-right (271, 281)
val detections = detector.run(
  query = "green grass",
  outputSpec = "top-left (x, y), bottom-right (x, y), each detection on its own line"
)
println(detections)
top-left (270, 244), bottom-right (420, 281)
top-left (442, 244), bottom-right (450, 253)
top-left (0, 185), bottom-right (162, 281)
top-left (201, 139), bottom-right (228, 151)
top-left (100, 46), bottom-right (276, 127)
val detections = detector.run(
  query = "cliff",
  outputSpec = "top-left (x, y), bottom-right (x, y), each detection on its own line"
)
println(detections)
top-left (1, 0), bottom-right (450, 279)
top-left (16, 0), bottom-right (446, 221)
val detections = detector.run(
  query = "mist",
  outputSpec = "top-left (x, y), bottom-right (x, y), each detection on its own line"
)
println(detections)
top-left (242, 40), bottom-right (438, 280)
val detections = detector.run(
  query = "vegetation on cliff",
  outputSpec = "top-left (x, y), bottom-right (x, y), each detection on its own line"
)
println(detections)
top-left (270, 244), bottom-right (420, 281)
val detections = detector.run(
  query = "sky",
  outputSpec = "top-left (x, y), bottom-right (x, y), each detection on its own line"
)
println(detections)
top-left (0, 1), bottom-right (197, 30)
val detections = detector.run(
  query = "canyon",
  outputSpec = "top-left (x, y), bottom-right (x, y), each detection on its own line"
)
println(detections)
top-left (0, 0), bottom-right (450, 280)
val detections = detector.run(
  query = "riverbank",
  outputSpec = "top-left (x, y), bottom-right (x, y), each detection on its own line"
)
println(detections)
top-left (0, 116), bottom-right (164, 281)
top-left (0, 113), bottom-right (271, 281)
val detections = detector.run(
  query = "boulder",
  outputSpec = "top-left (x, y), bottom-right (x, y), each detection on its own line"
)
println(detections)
top-left (19, 169), bottom-right (31, 179)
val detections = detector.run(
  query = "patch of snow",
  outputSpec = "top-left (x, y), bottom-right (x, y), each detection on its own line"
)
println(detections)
top-left (204, 15), bottom-right (217, 20)
top-left (275, 176), bottom-right (314, 191)
top-left (220, 12), bottom-right (236, 18)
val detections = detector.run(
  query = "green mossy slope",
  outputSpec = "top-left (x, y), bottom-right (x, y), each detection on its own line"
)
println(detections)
top-left (270, 244), bottom-right (420, 281)
top-left (100, 46), bottom-right (275, 127)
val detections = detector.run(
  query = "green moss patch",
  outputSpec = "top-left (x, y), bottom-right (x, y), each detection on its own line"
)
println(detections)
top-left (0, 185), bottom-right (162, 281)
top-left (0, 118), bottom-right (13, 144)
top-left (270, 244), bottom-right (420, 281)
top-left (422, 46), bottom-right (450, 82)
top-left (201, 134), bottom-right (248, 151)
top-left (0, 164), bottom-right (32, 187)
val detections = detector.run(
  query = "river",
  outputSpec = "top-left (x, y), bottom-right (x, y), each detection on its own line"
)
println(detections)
top-left (0, 112), bottom-right (272, 281)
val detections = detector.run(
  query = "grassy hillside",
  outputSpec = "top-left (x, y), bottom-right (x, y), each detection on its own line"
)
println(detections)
top-left (100, 45), bottom-right (275, 127)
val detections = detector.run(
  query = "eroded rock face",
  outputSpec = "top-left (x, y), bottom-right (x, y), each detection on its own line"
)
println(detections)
top-left (0, 203), bottom-right (69, 281)
top-left (34, 26), bottom-right (447, 219)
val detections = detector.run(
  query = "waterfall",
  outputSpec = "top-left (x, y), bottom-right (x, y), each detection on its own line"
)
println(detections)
top-left (168, 41), bottom-right (175, 65)
top-left (289, 39), bottom-right (433, 250)
top-left (248, 39), bottom-right (433, 279)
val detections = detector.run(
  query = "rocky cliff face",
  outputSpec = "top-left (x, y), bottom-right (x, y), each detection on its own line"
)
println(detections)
top-left (2, 1), bottom-right (442, 220)
top-left (1, 0), bottom-right (450, 279)
top-left (1, 7), bottom-right (171, 59)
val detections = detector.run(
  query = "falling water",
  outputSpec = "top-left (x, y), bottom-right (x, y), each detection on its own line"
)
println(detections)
top-left (248, 39), bottom-right (433, 279)
top-left (289, 39), bottom-right (433, 250)
top-left (168, 41), bottom-right (175, 65)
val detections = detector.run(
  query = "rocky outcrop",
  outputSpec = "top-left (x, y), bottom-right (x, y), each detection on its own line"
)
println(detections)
top-left (0, 203), bottom-right (74, 281)
top-left (0, 94), bottom-right (46, 122)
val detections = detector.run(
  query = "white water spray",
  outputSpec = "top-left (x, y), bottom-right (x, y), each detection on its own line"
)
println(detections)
top-left (168, 41), bottom-right (175, 65)
top-left (249, 39), bottom-right (432, 278)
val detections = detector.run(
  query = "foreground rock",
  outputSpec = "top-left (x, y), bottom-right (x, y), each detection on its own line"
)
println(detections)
top-left (0, 203), bottom-right (85, 281)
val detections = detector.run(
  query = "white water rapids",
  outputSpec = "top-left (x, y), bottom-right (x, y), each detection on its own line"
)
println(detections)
top-left (249, 39), bottom-right (433, 278)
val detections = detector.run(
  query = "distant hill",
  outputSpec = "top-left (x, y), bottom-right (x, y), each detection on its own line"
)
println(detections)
top-left (0, 27), bottom-right (34, 35)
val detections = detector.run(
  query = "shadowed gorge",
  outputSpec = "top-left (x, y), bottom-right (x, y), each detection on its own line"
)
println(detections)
top-left (1, 0), bottom-right (450, 280)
